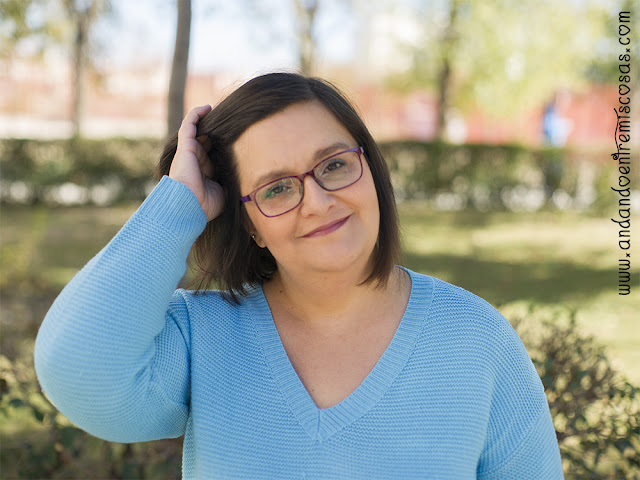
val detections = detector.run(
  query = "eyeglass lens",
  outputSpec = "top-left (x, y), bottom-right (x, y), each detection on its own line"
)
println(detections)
top-left (255, 149), bottom-right (362, 217)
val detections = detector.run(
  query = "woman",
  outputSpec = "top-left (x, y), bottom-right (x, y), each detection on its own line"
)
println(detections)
top-left (35, 72), bottom-right (563, 479)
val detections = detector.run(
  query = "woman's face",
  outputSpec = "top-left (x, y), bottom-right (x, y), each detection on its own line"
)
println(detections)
top-left (234, 100), bottom-right (380, 280)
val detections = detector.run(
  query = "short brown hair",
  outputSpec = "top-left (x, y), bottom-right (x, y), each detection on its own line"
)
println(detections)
top-left (156, 72), bottom-right (400, 303)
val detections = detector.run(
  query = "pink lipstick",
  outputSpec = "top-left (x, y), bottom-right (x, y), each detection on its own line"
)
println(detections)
top-left (303, 215), bottom-right (350, 238)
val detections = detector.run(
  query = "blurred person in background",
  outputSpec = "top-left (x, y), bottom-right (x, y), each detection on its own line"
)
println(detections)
top-left (35, 72), bottom-right (563, 479)
top-left (542, 92), bottom-right (572, 147)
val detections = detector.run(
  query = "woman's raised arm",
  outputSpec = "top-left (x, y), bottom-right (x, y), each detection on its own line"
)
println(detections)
top-left (34, 107), bottom-right (222, 442)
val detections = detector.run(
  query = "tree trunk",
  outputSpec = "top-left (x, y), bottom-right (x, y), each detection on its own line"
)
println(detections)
top-left (294, 0), bottom-right (318, 76)
top-left (72, 11), bottom-right (89, 137)
top-left (435, 0), bottom-right (459, 141)
top-left (435, 59), bottom-right (451, 141)
top-left (167, 0), bottom-right (192, 137)
top-left (66, 0), bottom-right (108, 137)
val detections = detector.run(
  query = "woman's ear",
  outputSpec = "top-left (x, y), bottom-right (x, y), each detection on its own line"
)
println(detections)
top-left (244, 214), bottom-right (267, 249)
top-left (250, 232), bottom-right (267, 249)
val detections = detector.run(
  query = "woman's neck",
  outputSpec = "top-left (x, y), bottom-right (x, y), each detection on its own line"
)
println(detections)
top-left (264, 264), bottom-right (407, 335)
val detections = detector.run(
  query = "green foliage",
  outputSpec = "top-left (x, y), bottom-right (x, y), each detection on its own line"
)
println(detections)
top-left (389, 0), bottom-right (610, 117)
top-left (0, 137), bottom-right (162, 204)
top-left (0, 0), bottom-right (112, 58)
top-left (0, 0), bottom-right (59, 56)
top-left (380, 140), bottom-right (632, 211)
top-left (382, 140), bottom-right (530, 202)
top-left (0, 352), bottom-right (183, 479)
top-left (586, 0), bottom-right (639, 86)
top-left (511, 308), bottom-right (640, 478)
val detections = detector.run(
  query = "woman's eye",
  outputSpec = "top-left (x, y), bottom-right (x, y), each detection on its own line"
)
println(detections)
top-left (264, 180), bottom-right (292, 199)
top-left (322, 158), bottom-right (346, 174)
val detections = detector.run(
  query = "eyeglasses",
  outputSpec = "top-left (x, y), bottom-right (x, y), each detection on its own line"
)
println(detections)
top-left (240, 146), bottom-right (364, 217)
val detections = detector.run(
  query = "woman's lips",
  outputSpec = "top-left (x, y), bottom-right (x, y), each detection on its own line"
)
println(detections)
top-left (303, 215), bottom-right (351, 238)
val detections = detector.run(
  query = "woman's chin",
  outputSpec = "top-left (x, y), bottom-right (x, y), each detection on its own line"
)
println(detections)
top-left (298, 247), bottom-right (375, 278)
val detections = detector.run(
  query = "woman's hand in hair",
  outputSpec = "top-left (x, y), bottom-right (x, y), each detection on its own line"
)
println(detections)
top-left (169, 105), bottom-right (225, 221)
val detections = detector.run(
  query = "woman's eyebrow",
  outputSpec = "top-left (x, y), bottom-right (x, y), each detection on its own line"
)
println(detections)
top-left (312, 141), bottom-right (351, 162)
top-left (251, 168), bottom-right (293, 191)
top-left (250, 141), bottom-right (352, 190)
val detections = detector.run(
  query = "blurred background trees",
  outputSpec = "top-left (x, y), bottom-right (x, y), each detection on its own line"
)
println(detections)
top-left (387, 0), bottom-right (610, 138)
top-left (0, 0), bottom-right (112, 136)
top-left (1, 0), bottom-right (628, 143)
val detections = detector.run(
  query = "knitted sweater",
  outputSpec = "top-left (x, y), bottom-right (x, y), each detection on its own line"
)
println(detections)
top-left (35, 176), bottom-right (563, 479)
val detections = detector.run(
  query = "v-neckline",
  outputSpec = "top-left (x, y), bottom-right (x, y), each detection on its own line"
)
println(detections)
top-left (248, 269), bottom-right (434, 442)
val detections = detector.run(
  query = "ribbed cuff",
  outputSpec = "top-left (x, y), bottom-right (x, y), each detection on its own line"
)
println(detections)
top-left (136, 175), bottom-right (208, 242)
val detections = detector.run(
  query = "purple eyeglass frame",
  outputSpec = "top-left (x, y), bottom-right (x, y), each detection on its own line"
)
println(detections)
top-left (240, 146), bottom-right (365, 217)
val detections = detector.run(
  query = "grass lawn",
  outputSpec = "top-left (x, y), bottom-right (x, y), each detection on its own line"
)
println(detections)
top-left (398, 202), bottom-right (640, 384)
top-left (1, 202), bottom-right (638, 383)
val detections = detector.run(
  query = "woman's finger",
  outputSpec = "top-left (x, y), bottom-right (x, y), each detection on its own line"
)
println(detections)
top-left (178, 105), bottom-right (211, 145)
top-left (195, 135), bottom-right (215, 178)
top-left (196, 141), bottom-right (215, 179)
top-left (196, 135), bottom-right (212, 151)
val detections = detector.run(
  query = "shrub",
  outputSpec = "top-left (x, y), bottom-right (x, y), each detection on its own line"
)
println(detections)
top-left (0, 138), bottom-right (162, 204)
top-left (510, 307), bottom-right (640, 479)
top-left (0, 352), bottom-right (182, 479)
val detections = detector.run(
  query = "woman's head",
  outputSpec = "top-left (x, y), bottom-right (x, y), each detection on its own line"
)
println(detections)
top-left (156, 72), bottom-right (400, 302)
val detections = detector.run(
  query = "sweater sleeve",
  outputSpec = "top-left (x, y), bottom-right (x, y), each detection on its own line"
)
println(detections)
top-left (476, 313), bottom-right (564, 479)
top-left (34, 176), bottom-right (208, 443)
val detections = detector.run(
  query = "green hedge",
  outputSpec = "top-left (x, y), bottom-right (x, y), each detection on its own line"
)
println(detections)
top-left (380, 141), bottom-right (632, 210)
top-left (0, 138), bottom-right (632, 210)
top-left (0, 138), bottom-right (162, 204)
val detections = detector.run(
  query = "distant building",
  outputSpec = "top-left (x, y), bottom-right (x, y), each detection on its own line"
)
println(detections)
top-left (0, 56), bottom-right (631, 148)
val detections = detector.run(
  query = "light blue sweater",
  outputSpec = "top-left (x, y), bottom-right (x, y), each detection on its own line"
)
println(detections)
top-left (35, 176), bottom-right (563, 479)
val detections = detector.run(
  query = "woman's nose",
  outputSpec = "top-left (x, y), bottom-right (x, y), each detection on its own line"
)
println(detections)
top-left (298, 174), bottom-right (335, 216)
